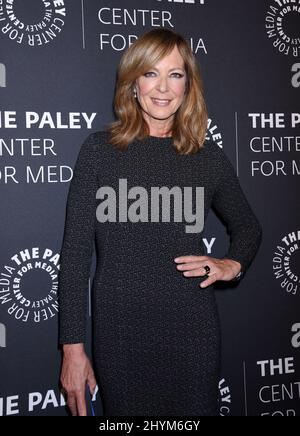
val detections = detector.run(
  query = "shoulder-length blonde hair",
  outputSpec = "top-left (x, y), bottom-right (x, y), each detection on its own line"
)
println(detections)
top-left (108, 28), bottom-right (208, 155)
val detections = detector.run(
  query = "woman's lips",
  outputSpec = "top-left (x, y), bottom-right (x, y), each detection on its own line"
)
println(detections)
top-left (151, 98), bottom-right (171, 106)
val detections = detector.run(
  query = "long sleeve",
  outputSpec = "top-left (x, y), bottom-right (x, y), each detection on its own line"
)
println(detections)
top-left (211, 143), bottom-right (262, 275)
top-left (58, 133), bottom-right (99, 344)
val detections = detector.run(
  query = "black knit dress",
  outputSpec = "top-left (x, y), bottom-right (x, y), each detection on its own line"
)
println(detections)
top-left (58, 131), bottom-right (262, 416)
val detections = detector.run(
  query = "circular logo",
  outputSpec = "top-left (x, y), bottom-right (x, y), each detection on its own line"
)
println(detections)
top-left (265, 1), bottom-right (300, 57)
top-left (206, 118), bottom-right (223, 148)
top-left (0, 0), bottom-right (66, 47)
top-left (218, 377), bottom-right (232, 416)
top-left (0, 247), bottom-right (60, 323)
top-left (272, 230), bottom-right (300, 296)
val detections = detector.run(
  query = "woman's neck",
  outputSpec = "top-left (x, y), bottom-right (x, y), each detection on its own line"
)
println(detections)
top-left (143, 114), bottom-right (173, 138)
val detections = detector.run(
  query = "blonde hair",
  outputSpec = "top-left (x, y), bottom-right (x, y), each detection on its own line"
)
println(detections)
top-left (108, 28), bottom-right (208, 154)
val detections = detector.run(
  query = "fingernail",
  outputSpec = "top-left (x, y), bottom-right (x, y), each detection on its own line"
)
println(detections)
top-left (174, 258), bottom-right (180, 262)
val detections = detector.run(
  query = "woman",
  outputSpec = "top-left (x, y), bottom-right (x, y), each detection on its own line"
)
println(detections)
top-left (58, 28), bottom-right (262, 416)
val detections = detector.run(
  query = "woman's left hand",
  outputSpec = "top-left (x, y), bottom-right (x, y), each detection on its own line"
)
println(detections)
top-left (174, 255), bottom-right (242, 288)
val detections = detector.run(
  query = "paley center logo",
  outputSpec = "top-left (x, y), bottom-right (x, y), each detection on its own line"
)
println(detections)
top-left (0, 247), bottom-right (59, 324)
top-left (272, 230), bottom-right (300, 296)
top-left (218, 378), bottom-right (232, 416)
top-left (265, 0), bottom-right (300, 57)
top-left (96, 179), bottom-right (205, 234)
top-left (0, 0), bottom-right (66, 46)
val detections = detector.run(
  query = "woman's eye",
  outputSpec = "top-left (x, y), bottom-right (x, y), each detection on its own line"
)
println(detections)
top-left (144, 72), bottom-right (156, 77)
top-left (143, 72), bottom-right (184, 78)
top-left (171, 73), bottom-right (184, 78)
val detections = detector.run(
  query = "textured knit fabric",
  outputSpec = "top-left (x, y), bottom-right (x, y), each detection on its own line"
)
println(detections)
top-left (58, 131), bottom-right (262, 416)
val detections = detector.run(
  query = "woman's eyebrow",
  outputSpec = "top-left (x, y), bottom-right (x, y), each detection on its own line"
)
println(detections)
top-left (148, 67), bottom-right (185, 72)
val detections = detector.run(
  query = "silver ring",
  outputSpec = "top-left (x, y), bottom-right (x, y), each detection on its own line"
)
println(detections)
top-left (204, 265), bottom-right (210, 275)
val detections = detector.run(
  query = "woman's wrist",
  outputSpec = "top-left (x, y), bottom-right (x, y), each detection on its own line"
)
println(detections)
top-left (62, 343), bottom-right (85, 357)
top-left (222, 258), bottom-right (242, 280)
top-left (231, 269), bottom-right (243, 281)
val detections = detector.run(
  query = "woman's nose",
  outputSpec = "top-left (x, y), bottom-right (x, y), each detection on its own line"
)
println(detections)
top-left (156, 77), bottom-right (168, 93)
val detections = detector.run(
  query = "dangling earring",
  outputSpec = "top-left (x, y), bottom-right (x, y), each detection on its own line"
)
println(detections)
top-left (133, 89), bottom-right (137, 99)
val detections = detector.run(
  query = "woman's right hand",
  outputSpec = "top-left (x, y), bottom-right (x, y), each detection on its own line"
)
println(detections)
top-left (60, 343), bottom-right (97, 416)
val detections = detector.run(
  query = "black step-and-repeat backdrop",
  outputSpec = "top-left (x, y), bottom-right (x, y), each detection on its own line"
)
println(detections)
top-left (0, 0), bottom-right (299, 416)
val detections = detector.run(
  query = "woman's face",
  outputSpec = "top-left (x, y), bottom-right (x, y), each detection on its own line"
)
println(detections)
top-left (135, 45), bottom-right (187, 129)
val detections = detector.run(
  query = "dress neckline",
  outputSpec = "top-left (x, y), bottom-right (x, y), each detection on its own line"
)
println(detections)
top-left (148, 135), bottom-right (173, 139)
top-left (130, 135), bottom-right (175, 153)
top-left (143, 135), bottom-right (173, 144)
